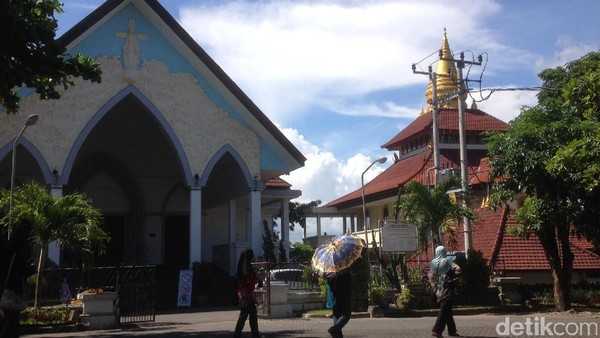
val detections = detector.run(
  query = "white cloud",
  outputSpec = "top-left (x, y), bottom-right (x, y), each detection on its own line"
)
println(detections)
top-left (280, 127), bottom-right (386, 204)
top-left (179, 0), bottom-right (500, 123)
top-left (325, 100), bottom-right (418, 118)
top-left (474, 89), bottom-right (538, 123)
top-left (536, 36), bottom-right (600, 72)
top-left (280, 126), bottom-right (388, 242)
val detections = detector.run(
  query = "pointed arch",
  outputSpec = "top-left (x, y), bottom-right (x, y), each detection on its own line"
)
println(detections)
top-left (60, 85), bottom-right (193, 186)
top-left (199, 144), bottom-right (253, 188)
top-left (0, 138), bottom-right (53, 184)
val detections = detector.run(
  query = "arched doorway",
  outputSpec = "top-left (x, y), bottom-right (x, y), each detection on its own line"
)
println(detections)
top-left (66, 93), bottom-right (187, 266)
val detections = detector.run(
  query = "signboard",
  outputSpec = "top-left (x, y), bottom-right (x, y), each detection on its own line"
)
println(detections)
top-left (380, 220), bottom-right (417, 253)
top-left (177, 269), bottom-right (193, 307)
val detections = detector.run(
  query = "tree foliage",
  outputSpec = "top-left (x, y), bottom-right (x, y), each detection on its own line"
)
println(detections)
top-left (0, 181), bottom-right (109, 307)
top-left (0, 0), bottom-right (102, 114)
top-left (287, 200), bottom-right (321, 231)
top-left (396, 176), bottom-right (478, 252)
top-left (262, 220), bottom-right (277, 263)
top-left (289, 242), bottom-right (314, 263)
top-left (486, 51), bottom-right (600, 311)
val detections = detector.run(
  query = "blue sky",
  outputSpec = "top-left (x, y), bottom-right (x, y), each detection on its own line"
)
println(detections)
top-left (58, 0), bottom-right (600, 243)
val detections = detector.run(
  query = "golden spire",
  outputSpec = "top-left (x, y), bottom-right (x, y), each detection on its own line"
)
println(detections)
top-left (419, 106), bottom-right (425, 116)
top-left (425, 29), bottom-right (459, 112)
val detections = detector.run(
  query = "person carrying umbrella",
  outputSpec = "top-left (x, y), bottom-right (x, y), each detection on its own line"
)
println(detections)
top-left (312, 233), bottom-right (364, 338)
top-left (326, 272), bottom-right (352, 338)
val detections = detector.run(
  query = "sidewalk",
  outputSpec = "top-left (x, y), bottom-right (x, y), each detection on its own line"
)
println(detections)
top-left (21, 305), bottom-right (600, 338)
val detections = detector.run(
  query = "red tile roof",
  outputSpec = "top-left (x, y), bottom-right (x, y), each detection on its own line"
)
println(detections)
top-left (325, 148), bottom-right (488, 209)
top-left (492, 210), bottom-right (600, 271)
top-left (469, 157), bottom-right (491, 185)
top-left (407, 205), bottom-right (600, 272)
top-left (324, 150), bottom-right (432, 208)
top-left (382, 109), bottom-right (508, 150)
top-left (265, 177), bottom-right (292, 189)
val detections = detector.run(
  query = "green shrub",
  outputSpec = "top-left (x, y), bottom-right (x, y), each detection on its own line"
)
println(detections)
top-left (20, 306), bottom-right (70, 325)
top-left (369, 285), bottom-right (386, 307)
top-left (454, 250), bottom-right (492, 305)
top-left (394, 287), bottom-right (414, 310)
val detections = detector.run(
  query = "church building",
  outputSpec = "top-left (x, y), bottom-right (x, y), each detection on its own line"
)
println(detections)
top-left (0, 0), bottom-right (305, 276)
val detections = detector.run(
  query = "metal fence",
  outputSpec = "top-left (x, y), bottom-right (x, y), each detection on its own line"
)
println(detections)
top-left (43, 265), bottom-right (156, 324)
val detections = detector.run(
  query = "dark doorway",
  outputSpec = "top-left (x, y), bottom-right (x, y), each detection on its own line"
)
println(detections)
top-left (97, 215), bottom-right (125, 266)
top-left (60, 215), bottom-right (125, 267)
top-left (164, 215), bottom-right (189, 270)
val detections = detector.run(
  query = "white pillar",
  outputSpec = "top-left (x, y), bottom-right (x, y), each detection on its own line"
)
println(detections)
top-left (189, 187), bottom-right (202, 266)
top-left (281, 198), bottom-right (290, 261)
top-left (316, 215), bottom-right (322, 237)
top-left (48, 185), bottom-right (63, 265)
top-left (249, 189), bottom-right (262, 256)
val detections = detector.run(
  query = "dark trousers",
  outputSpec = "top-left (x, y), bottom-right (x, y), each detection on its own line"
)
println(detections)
top-left (330, 304), bottom-right (351, 336)
top-left (233, 303), bottom-right (260, 338)
top-left (433, 298), bottom-right (457, 335)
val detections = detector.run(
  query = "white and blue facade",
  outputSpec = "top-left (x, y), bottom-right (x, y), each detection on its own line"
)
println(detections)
top-left (0, 0), bottom-right (304, 275)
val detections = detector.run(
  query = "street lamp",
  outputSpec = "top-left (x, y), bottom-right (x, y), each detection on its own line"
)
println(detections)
top-left (361, 156), bottom-right (387, 306)
top-left (8, 114), bottom-right (39, 240)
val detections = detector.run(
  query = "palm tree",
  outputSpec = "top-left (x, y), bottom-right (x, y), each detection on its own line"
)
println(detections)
top-left (0, 181), bottom-right (109, 307)
top-left (396, 176), bottom-right (478, 252)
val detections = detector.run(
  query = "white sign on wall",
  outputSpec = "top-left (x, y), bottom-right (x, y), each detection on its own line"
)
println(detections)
top-left (177, 269), bottom-right (193, 307)
top-left (380, 220), bottom-right (417, 253)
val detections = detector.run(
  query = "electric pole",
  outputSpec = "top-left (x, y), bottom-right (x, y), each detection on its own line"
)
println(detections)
top-left (443, 52), bottom-right (483, 258)
top-left (414, 48), bottom-right (483, 259)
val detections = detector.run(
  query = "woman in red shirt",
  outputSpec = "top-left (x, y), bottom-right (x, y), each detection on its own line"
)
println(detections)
top-left (233, 249), bottom-right (262, 338)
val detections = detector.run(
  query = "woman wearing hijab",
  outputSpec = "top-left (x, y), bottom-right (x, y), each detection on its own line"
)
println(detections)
top-left (233, 249), bottom-right (263, 338)
top-left (430, 245), bottom-right (461, 338)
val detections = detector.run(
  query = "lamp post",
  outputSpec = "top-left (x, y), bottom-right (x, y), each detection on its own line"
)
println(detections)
top-left (8, 114), bottom-right (39, 241)
top-left (361, 156), bottom-right (387, 306)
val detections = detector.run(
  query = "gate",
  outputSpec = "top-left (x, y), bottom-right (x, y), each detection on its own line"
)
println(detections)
top-left (44, 265), bottom-right (156, 325)
top-left (117, 265), bottom-right (156, 324)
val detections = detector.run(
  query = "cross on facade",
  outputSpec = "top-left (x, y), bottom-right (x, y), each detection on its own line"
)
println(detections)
top-left (115, 18), bottom-right (148, 70)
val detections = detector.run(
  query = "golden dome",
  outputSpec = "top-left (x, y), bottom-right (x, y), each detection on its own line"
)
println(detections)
top-left (425, 29), bottom-right (459, 112)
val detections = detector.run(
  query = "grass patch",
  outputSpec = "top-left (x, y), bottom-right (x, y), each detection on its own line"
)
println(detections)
top-left (304, 309), bottom-right (332, 316)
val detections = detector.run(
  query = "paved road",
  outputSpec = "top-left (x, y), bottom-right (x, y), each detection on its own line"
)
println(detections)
top-left (22, 308), bottom-right (600, 338)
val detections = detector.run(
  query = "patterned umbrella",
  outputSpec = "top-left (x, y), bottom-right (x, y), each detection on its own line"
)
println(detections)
top-left (311, 234), bottom-right (365, 275)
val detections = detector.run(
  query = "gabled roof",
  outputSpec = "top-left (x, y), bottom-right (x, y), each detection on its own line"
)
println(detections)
top-left (408, 205), bottom-right (600, 272)
top-left (325, 148), bottom-right (488, 209)
top-left (382, 109), bottom-right (508, 150)
top-left (58, 0), bottom-right (305, 173)
top-left (324, 150), bottom-right (432, 209)
top-left (265, 177), bottom-right (292, 189)
top-left (488, 209), bottom-right (600, 271)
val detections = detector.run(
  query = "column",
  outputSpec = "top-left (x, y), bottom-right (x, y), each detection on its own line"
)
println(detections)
top-left (316, 214), bottom-right (322, 237)
top-left (280, 198), bottom-right (290, 262)
top-left (189, 187), bottom-right (202, 265)
top-left (249, 189), bottom-right (262, 256)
